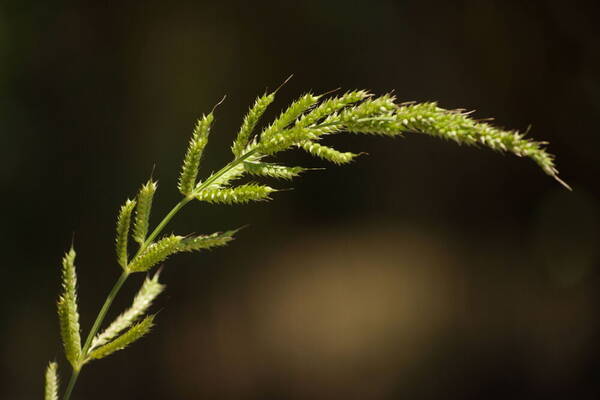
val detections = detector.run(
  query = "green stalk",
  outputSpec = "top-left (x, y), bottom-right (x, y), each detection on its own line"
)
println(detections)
top-left (81, 271), bottom-right (130, 355)
top-left (141, 198), bottom-right (191, 251)
top-left (62, 368), bottom-right (79, 400)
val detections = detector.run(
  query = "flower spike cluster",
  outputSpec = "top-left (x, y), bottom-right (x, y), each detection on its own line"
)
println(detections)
top-left (57, 247), bottom-right (81, 370)
top-left (90, 272), bottom-right (165, 350)
top-left (47, 83), bottom-right (567, 400)
top-left (44, 362), bottom-right (59, 400)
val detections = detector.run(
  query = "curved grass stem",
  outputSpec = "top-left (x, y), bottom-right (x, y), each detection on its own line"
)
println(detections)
top-left (52, 89), bottom-right (565, 400)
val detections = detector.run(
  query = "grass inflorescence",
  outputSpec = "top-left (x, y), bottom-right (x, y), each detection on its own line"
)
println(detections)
top-left (45, 81), bottom-right (567, 400)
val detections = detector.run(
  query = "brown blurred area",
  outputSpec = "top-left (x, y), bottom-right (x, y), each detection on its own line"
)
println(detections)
top-left (1, 1), bottom-right (599, 399)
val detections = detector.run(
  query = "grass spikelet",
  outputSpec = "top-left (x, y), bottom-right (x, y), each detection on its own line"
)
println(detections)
top-left (91, 272), bottom-right (165, 350)
top-left (257, 126), bottom-right (320, 155)
top-left (393, 103), bottom-right (569, 188)
top-left (260, 93), bottom-right (320, 141)
top-left (45, 362), bottom-right (59, 400)
top-left (127, 235), bottom-right (183, 273)
top-left (87, 315), bottom-right (155, 361)
top-left (195, 184), bottom-right (276, 204)
top-left (178, 229), bottom-right (239, 253)
top-left (133, 180), bottom-right (157, 244)
top-left (202, 159), bottom-right (249, 190)
top-left (298, 90), bottom-right (371, 127)
top-left (57, 247), bottom-right (82, 369)
top-left (339, 94), bottom-right (397, 122)
top-left (244, 161), bottom-right (306, 179)
top-left (116, 199), bottom-right (136, 269)
top-left (299, 141), bottom-right (359, 164)
top-left (232, 92), bottom-right (275, 156)
top-left (178, 113), bottom-right (214, 195)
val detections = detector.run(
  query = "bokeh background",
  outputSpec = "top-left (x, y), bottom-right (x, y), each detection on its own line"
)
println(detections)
top-left (1, 1), bottom-right (599, 399)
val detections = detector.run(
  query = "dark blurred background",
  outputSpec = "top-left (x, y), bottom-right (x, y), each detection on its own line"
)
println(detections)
top-left (1, 0), bottom-right (599, 399)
